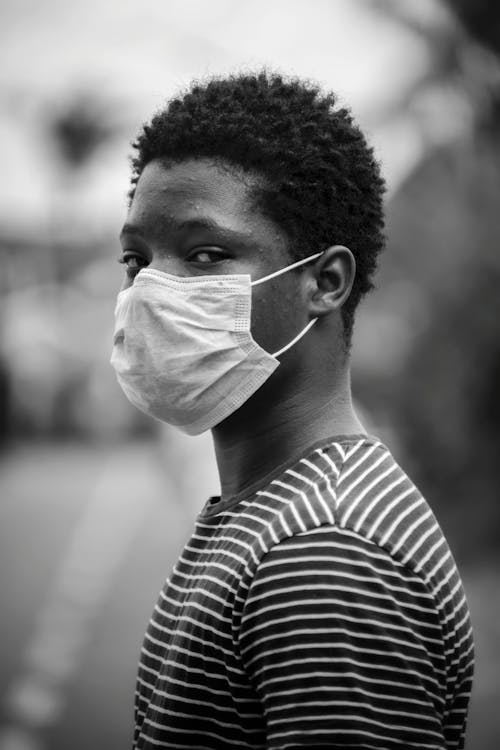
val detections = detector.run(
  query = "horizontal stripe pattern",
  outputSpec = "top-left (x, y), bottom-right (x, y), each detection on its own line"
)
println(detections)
top-left (134, 436), bottom-right (474, 749)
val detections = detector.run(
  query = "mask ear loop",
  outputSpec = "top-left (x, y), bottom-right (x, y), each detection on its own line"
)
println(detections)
top-left (251, 251), bottom-right (323, 286)
top-left (252, 250), bottom-right (323, 358)
top-left (272, 317), bottom-right (318, 358)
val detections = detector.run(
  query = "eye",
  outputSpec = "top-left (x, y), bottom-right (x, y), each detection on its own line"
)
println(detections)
top-left (118, 252), bottom-right (149, 279)
top-left (188, 248), bottom-right (229, 264)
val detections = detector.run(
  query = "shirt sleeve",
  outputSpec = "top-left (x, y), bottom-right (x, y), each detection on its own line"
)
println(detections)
top-left (239, 526), bottom-right (446, 749)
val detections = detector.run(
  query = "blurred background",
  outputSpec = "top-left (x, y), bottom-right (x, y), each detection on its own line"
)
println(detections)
top-left (1, 0), bottom-right (499, 748)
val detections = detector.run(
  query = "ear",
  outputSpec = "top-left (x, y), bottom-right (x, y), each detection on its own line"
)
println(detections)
top-left (306, 245), bottom-right (356, 317)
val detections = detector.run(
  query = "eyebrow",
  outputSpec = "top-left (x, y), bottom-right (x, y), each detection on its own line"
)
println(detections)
top-left (178, 218), bottom-right (225, 232)
top-left (119, 218), bottom-right (246, 241)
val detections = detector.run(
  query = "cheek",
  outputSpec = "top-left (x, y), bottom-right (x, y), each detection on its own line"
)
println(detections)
top-left (250, 279), bottom-right (305, 353)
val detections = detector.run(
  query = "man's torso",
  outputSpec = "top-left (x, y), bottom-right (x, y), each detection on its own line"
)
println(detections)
top-left (134, 435), bottom-right (474, 749)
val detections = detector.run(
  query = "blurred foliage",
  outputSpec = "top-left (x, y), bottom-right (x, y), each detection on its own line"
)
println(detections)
top-left (0, 92), bottom-right (153, 444)
top-left (447, 0), bottom-right (500, 56)
top-left (49, 95), bottom-right (116, 168)
top-left (355, 0), bottom-right (500, 558)
top-left (357, 129), bottom-right (500, 558)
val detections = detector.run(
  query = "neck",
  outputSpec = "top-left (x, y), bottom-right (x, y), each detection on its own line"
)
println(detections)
top-left (211, 365), bottom-right (365, 501)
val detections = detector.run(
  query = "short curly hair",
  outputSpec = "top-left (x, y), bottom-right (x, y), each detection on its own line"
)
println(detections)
top-left (130, 71), bottom-right (386, 344)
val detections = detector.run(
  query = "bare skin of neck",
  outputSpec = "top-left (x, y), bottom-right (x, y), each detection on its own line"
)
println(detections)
top-left (211, 362), bottom-right (365, 501)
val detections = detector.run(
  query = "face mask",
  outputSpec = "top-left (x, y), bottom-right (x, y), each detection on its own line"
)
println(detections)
top-left (110, 252), bottom-right (322, 435)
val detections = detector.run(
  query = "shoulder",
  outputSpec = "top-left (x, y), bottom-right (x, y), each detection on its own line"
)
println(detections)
top-left (242, 436), bottom-right (451, 582)
top-left (233, 435), bottom-right (473, 652)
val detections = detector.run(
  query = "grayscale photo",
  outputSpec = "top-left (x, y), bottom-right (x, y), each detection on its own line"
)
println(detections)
top-left (1, 1), bottom-right (499, 748)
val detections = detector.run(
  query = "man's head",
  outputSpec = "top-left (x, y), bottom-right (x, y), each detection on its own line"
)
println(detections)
top-left (128, 71), bottom-right (386, 347)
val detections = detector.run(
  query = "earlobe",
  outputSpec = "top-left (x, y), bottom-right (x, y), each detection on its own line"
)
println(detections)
top-left (309, 245), bottom-right (356, 317)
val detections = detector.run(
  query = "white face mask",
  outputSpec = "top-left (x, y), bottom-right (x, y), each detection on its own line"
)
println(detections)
top-left (110, 252), bottom-right (322, 435)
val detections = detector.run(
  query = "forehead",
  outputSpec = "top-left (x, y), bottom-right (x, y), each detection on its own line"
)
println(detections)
top-left (128, 158), bottom-right (263, 232)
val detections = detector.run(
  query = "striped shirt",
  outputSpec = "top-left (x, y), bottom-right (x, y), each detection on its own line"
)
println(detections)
top-left (134, 434), bottom-right (474, 749)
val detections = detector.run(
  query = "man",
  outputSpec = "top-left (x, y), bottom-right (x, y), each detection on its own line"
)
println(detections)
top-left (111, 72), bottom-right (474, 749)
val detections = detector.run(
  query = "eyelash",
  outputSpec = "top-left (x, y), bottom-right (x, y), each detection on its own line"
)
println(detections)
top-left (118, 248), bottom-right (229, 276)
top-left (118, 253), bottom-right (148, 279)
